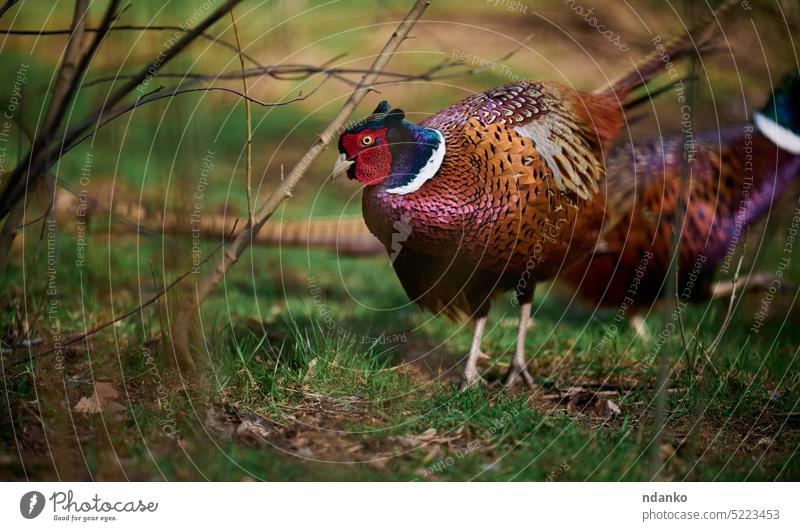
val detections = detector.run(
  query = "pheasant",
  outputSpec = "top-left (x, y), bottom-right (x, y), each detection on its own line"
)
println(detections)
top-left (331, 7), bottom-right (729, 389)
top-left (562, 72), bottom-right (800, 334)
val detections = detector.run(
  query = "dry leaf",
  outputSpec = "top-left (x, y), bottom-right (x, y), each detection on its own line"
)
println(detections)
top-left (294, 446), bottom-right (315, 459)
top-left (393, 428), bottom-right (439, 447)
top-left (368, 459), bottom-right (386, 470)
top-left (234, 419), bottom-right (271, 446)
top-left (73, 382), bottom-right (125, 417)
top-left (600, 399), bottom-right (622, 418)
top-left (418, 428), bottom-right (437, 439)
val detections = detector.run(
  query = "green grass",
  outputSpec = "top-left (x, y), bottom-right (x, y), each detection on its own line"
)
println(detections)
top-left (3, 217), bottom-right (799, 480)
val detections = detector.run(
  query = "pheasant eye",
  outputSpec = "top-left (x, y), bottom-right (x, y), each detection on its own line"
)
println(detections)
top-left (361, 135), bottom-right (374, 146)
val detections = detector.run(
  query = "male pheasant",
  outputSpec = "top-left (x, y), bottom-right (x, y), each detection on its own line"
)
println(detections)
top-left (332, 10), bottom-right (728, 389)
top-left (562, 73), bottom-right (800, 334)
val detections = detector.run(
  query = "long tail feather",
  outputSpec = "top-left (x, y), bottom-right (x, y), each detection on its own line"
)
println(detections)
top-left (595, 0), bottom-right (736, 103)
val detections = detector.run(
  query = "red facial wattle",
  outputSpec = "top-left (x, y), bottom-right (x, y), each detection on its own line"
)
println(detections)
top-left (340, 128), bottom-right (392, 185)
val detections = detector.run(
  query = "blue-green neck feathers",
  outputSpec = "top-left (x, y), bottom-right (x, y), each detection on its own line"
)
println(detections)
top-left (339, 100), bottom-right (446, 194)
top-left (759, 73), bottom-right (800, 134)
top-left (754, 73), bottom-right (800, 155)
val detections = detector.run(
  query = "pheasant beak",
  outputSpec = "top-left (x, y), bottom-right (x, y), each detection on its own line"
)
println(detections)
top-left (330, 153), bottom-right (354, 181)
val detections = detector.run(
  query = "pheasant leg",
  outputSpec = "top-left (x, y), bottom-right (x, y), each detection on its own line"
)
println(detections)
top-left (505, 301), bottom-right (535, 389)
top-left (461, 316), bottom-right (488, 389)
top-left (629, 313), bottom-right (650, 341)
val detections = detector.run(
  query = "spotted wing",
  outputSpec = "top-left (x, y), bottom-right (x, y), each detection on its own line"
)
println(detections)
top-left (423, 81), bottom-right (605, 200)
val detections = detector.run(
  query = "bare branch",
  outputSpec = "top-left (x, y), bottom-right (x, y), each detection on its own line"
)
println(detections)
top-left (63, 80), bottom-right (328, 157)
top-left (79, 47), bottom-right (519, 89)
top-left (79, 30), bottom-right (532, 90)
top-left (0, 0), bottom-right (121, 221)
top-left (170, 0), bottom-right (432, 371)
top-left (0, 0), bottom-right (18, 19)
top-left (45, 1), bottom-right (92, 132)
top-left (0, 23), bottom-right (264, 68)
top-left (0, 0), bottom-right (90, 273)
top-left (229, 8), bottom-right (255, 228)
top-left (0, 0), bottom-right (245, 219)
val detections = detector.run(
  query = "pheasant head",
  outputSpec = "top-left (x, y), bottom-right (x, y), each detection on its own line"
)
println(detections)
top-left (334, 101), bottom-right (445, 194)
top-left (754, 73), bottom-right (800, 155)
